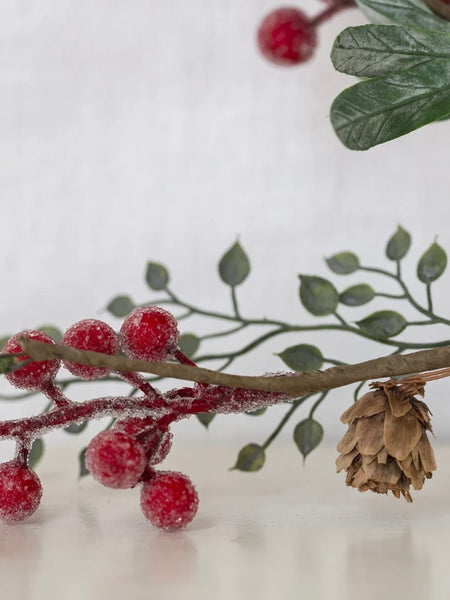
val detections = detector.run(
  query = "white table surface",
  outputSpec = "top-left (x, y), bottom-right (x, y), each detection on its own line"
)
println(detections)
top-left (1, 440), bottom-right (450, 600)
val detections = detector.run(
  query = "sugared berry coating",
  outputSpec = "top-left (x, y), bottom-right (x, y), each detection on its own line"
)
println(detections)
top-left (86, 430), bottom-right (147, 489)
top-left (0, 462), bottom-right (42, 523)
top-left (140, 470), bottom-right (199, 531)
top-left (2, 330), bottom-right (60, 390)
top-left (120, 306), bottom-right (179, 362)
top-left (257, 7), bottom-right (317, 66)
top-left (61, 319), bottom-right (119, 380)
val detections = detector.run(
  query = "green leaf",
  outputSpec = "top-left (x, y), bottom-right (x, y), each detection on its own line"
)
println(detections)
top-left (299, 276), bottom-right (339, 316)
top-left (0, 354), bottom-right (17, 374)
top-left (331, 59), bottom-right (450, 150)
top-left (231, 443), bottom-right (265, 472)
top-left (0, 336), bottom-right (10, 350)
top-left (332, 25), bottom-right (450, 78)
top-left (386, 226), bottom-right (412, 261)
top-left (65, 421), bottom-right (88, 434)
top-left (340, 284), bottom-right (375, 306)
top-left (326, 252), bottom-right (359, 274)
top-left (246, 407), bottom-right (267, 416)
top-left (78, 447), bottom-right (90, 478)
top-left (145, 262), bottom-right (170, 290)
top-left (293, 419), bottom-right (324, 463)
top-left (218, 242), bottom-right (250, 287)
top-left (196, 412), bottom-right (215, 428)
top-left (278, 344), bottom-right (324, 372)
top-left (107, 295), bottom-right (135, 317)
top-left (178, 333), bottom-right (200, 358)
top-left (37, 325), bottom-right (63, 343)
top-left (356, 0), bottom-right (450, 33)
top-left (29, 438), bottom-right (44, 469)
top-left (417, 241), bottom-right (447, 283)
top-left (356, 310), bottom-right (407, 338)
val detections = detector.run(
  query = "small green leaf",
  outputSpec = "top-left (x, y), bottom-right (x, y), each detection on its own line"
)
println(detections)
top-left (340, 284), bottom-right (375, 306)
top-left (78, 447), bottom-right (90, 478)
top-left (293, 419), bottom-right (323, 463)
top-left (356, 0), bottom-right (450, 33)
top-left (218, 242), bottom-right (250, 287)
top-left (246, 407), bottom-right (267, 416)
top-left (231, 443), bottom-right (265, 472)
top-left (299, 276), bottom-right (339, 316)
top-left (326, 252), bottom-right (359, 274)
top-left (145, 262), bottom-right (170, 290)
top-left (386, 226), bottom-right (411, 261)
top-left (37, 325), bottom-right (63, 343)
top-left (0, 354), bottom-right (17, 374)
top-left (278, 344), bottom-right (324, 372)
top-left (357, 310), bottom-right (407, 338)
top-left (196, 412), bottom-right (215, 428)
top-left (417, 242), bottom-right (447, 283)
top-left (0, 336), bottom-right (11, 350)
top-left (178, 333), bottom-right (200, 358)
top-left (107, 295), bottom-right (135, 317)
top-left (29, 438), bottom-right (44, 469)
top-left (65, 421), bottom-right (88, 434)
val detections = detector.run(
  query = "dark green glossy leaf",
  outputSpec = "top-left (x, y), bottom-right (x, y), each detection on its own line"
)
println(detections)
top-left (145, 262), bottom-right (170, 290)
top-left (246, 407), bottom-right (267, 416)
top-left (79, 447), bottom-right (90, 478)
top-left (331, 59), bottom-right (450, 150)
top-left (357, 310), bottom-right (407, 338)
top-left (231, 443), bottom-right (265, 472)
top-left (278, 344), bottom-right (324, 372)
top-left (218, 242), bottom-right (250, 287)
top-left (65, 421), bottom-right (88, 435)
top-left (356, 0), bottom-right (450, 33)
top-left (326, 252), bottom-right (359, 274)
top-left (107, 295), bottom-right (135, 317)
top-left (37, 325), bottom-right (63, 343)
top-left (386, 226), bottom-right (411, 261)
top-left (417, 242), bottom-right (447, 283)
top-left (332, 25), bottom-right (450, 78)
top-left (29, 438), bottom-right (44, 469)
top-left (196, 412), bottom-right (215, 428)
top-left (340, 284), bottom-right (375, 306)
top-left (299, 276), bottom-right (339, 316)
top-left (293, 419), bottom-right (323, 463)
top-left (178, 333), bottom-right (200, 358)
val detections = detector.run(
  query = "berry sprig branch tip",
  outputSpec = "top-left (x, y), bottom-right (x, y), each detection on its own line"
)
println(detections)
top-left (16, 335), bottom-right (450, 396)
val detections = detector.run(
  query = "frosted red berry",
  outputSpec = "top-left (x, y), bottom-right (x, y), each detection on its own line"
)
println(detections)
top-left (2, 330), bottom-right (60, 390)
top-left (140, 470), bottom-right (199, 531)
top-left (86, 430), bottom-right (147, 489)
top-left (61, 319), bottom-right (119, 380)
top-left (120, 306), bottom-right (179, 362)
top-left (0, 462), bottom-right (42, 523)
top-left (257, 7), bottom-right (317, 66)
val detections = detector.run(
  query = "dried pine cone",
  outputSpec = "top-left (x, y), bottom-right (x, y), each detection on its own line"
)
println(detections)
top-left (336, 381), bottom-right (436, 502)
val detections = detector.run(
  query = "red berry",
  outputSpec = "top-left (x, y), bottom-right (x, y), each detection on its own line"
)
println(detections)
top-left (2, 330), bottom-right (60, 390)
top-left (86, 430), bottom-right (147, 489)
top-left (257, 7), bottom-right (317, 66)
top-left (120, 306), bottom-right (179, 362)
top-left (61, 319), bottom-right (119, 380)
top-left (140, 471), bottom-right (199, 531)
top-left (0, 462), bottom-right (42, 523)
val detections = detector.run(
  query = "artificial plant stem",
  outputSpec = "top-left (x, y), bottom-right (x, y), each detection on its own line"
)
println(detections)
top-left (18, 336), bottom-right (450, 397)
top-left (262, 396), bottom-right (312, 449)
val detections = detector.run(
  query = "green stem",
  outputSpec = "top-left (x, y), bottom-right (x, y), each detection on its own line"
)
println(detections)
top-left (262, 395), bottom-right (313, 450)
top-left (309, 391), bottom-right (328, 419)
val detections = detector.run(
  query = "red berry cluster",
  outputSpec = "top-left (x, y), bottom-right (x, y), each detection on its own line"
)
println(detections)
top-left (0, 306), bottom-right (290, 529)
top-left (257, 2), bottom-right (356, 66)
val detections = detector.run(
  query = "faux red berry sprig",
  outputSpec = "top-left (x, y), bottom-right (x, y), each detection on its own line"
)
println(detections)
top-left (0, 306), bottom-right (290, 529)
top-left (257, 2), bottom-right (356, 66)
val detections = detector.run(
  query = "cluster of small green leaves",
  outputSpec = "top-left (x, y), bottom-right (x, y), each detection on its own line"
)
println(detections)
top-left (330, 0), bottom-right (450, 150)
top-left (0, 226), bottom-right (448, 473)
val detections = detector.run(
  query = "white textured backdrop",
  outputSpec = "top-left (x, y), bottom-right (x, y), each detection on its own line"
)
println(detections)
top-left (0, 1), bottom-right (448, 455)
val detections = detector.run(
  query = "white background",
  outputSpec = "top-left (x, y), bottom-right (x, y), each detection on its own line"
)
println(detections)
top-left (0, 0), bottom-right (448, 455)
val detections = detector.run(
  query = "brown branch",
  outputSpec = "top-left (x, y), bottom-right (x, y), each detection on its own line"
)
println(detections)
top-left (17, 336), bottom-right (450, 397)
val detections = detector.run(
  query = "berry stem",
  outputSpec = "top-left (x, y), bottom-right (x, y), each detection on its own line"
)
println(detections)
top-left (39, 380), bottom-right (72, 408)
top-left (310, 0), bottom-right (357, 28)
